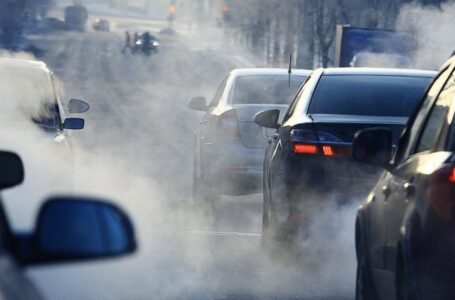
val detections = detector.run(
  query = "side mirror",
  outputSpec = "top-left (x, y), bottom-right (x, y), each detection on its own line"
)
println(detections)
top-left (25, 196), bottom-right (136, 265)
top-left (254, 109), bottom-right (280, 129)
top-left (352, 128), bottom-right (393, 169)
top-left (68, 99), bottom-right (90, 114)
top-left (188, 97), bottom-right (207, 112)
top-left (0, 151), bottom-right (24, 190)
top-left (64, 118), bottom-right (84, 130)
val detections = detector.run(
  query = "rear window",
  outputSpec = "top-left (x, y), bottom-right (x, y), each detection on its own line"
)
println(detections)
top-left (232, 75), bottom-right (307, 105)
top-left (308, 74), bottom-right (433, 117)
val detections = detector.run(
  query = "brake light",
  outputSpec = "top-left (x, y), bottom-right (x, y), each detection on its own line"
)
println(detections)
top-left (322, 145), bottom-right (334, 156)
top-left (427, 164), bottom-right (455, 222)
top-left (290, 129), bottom-right (351, 156)
top-left (450, 168), bottom-right (455, 183)
top-left (293, 143), bottom-right (318, 154)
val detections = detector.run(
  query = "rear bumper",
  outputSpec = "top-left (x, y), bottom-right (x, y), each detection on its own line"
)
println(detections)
top-left (202, 142), bottom-right (264, 195)
top-left (286, 156), bottom-right (381, 201)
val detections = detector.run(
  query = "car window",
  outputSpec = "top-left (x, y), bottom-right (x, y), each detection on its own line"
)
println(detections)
top-left (283, 75), bottom-right (311, 122)
top-left (396, 66), bottom-right (453, 161)
top-left (33, 102), bottom-right (60, 132)
top-left (0, 68), bottom-right (59, 132)
top-left (415, 69), bottom-right (455, 153)
top-left (208, 77), bottom-right (228, 108)
top-left (308, 74), bottom-right (433, 117)
top-left (231, 75), bottom-right (306, 105)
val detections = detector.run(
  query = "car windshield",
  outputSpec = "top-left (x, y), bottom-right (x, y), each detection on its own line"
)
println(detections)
top-left (308, 74), bottom-right (433, 117)
top-left (232, 75), bottom-right (306, 105)
top-left (0, 67), bottom-right (56, 125)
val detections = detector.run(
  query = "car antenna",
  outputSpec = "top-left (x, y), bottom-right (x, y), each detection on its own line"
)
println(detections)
top-left (288, 54), bottom-right (292, 88)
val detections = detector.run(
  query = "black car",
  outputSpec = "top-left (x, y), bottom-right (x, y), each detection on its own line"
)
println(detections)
top-left (0, 151), bottom-right (136, 299)
top-left (133, 32), bottom-right (159, 56)
top-left (353, 57), bottom-right (455, 299)
top-left (254, 68), bottom-right (436, 251)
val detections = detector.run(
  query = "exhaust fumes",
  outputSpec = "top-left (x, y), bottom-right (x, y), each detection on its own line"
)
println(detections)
top-left (397, 3), bottom-right (455, 70)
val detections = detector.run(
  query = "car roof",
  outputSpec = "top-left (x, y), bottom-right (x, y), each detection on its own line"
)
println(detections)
top-left (230, 68), bottom-right (312, 77)
top-left (0, 58), bottom-right (50, 74)
top-left (321, 67), bottom-right (437, 77)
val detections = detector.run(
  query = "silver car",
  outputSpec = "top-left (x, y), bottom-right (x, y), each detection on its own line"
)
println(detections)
top-left (189, 68), bottom-right (311, 203)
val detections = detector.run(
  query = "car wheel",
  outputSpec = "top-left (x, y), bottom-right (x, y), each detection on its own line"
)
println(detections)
top-left (261, 187), bottom-right (297, 259)
top-left (396, 252), bottom-right (418, 300)
top-left (355, 247), bottom-right (376, 300)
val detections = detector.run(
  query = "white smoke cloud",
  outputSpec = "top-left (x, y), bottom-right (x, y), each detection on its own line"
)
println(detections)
top-left (397, 2), bottom-right (455, 70)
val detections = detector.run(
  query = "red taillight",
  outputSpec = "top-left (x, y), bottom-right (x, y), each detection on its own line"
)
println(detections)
top-left (293, 143), bottom-right (318, 154)
top-left (290, 129), bottom-right (350, 157)
top-left (322, 145), bottom-right (334, 156)
top-left (427, 165), bottom-right (455, 222)
top-left (449, 168), bottom-right (455, 183)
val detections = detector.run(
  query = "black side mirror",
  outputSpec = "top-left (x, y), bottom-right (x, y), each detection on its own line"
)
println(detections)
top-left (188, 97), bottom-right (207, 112)
top-left (67, 99), bottom-right (90, 114)
top-left (254, 109), bottom-right (280, 129)
top-left (24, 196), bottom-right (136, 265)
top-left (64, 118), bottom-right (84, 130)
top-left (352, 128), bottom-right (393, 169)
top-left (0, 151), bottom-right (24, 190)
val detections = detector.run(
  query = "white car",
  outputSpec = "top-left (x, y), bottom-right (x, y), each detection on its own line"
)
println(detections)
top-left (0, 58), bottom-right (89, 229)
top-left (188, 68), bottom-right (311, 203)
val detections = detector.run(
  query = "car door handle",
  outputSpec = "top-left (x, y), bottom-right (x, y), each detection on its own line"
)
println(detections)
top-left (403, 182), bottom-right (415, 198)
top-left (200, 120), bottom-right (208, 124)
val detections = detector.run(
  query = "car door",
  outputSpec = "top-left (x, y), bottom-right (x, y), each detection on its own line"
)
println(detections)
top-left (195, 77), bottom-right (228, 177)
top-left (384, 65), bottom-right (455, 273)
top-left (268, 79), bottom-right (310, 223)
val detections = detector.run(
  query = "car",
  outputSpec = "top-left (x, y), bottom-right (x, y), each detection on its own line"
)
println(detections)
top-left (188, 68), bottom-right (311, 204)
top-left (0, 58), bottom-right (89, 138)
top-left (132, 32), bottom-right (159, 55)
top-left (92, 18), bottom-right (110, 32)
top-left (0, 58), bottom-right (90, 219)
top-left (353, 56), bottom-right (455, 299)
top-left (255, 68), bottom-right (436, 251)
top-left (0, 150), bottom-right (136, 299)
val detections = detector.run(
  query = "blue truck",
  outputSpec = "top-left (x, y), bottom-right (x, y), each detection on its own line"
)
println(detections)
top-left (334, 25), bottom-right (416, 68)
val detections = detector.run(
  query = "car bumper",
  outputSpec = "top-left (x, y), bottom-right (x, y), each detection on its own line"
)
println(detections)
top-left (202, 142), bottom-right (264, 195)
top-left (287, 156), bottom-right (382, 201)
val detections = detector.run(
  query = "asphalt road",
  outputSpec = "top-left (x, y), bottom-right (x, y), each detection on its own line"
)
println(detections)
top-left (23, 14), bottom-right (357, 300)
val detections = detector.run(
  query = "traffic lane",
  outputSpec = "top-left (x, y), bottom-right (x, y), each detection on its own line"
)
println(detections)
top-left (179, 195), bottom-right (355, 300)
top-left (24, 19), bottom-right (356, 299)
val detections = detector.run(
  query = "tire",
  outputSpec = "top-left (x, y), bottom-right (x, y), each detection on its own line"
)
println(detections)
top-left (355, 248), bottom-right (376, 300)
top-left (396, 252), bottom-right (418, 300)
top-left (261, 186), bottom-right (297, 259)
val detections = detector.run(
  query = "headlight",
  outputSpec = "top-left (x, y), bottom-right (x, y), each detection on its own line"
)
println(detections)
top-left (153, 41), bottom-right (159, 46)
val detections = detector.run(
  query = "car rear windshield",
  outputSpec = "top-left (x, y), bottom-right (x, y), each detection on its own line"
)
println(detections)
top-left (232, 75), bottom-right (307, 105)
top-left (308, 74), bottom-right (433, 117)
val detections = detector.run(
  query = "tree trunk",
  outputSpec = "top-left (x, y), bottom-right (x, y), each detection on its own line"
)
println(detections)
top-left (297, 0), bottom-right (315, 69)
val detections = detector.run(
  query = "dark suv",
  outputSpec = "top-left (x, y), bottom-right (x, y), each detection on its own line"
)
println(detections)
top-left (353, 56), bottom-right (455, 299)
